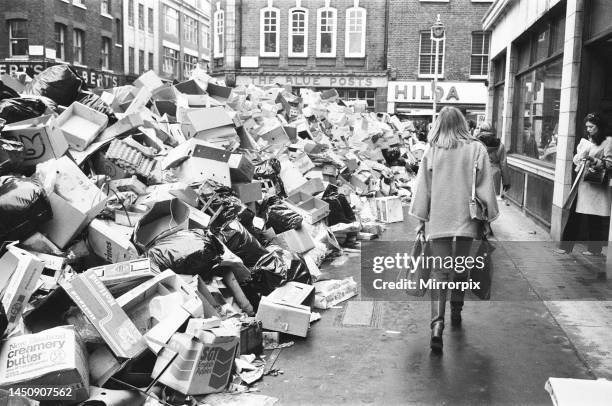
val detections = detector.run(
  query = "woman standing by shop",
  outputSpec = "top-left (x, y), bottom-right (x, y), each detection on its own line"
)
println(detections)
top-left (409, 107), bottom-right (499, 352)
top-left (477, 122), bottom-right (511, 196)
top-left (556, 113), bottom-right (612, 256)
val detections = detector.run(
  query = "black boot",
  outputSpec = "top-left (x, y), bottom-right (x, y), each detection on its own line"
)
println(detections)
top-left (450, 308), bottom-right (462, 326)
top-left (430, 321), bottom-right (443, 352)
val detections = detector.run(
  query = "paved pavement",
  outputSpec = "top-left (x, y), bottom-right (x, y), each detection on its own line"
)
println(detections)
top-left (256, 201), bottom-right (612, 405)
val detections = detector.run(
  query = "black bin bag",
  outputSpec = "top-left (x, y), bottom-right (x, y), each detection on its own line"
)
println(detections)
top-left (247, 247), bottom-right (312, 297)
top-left (262, 196), bottom-right (303, 234)
top-left (23, 64), bottom-right (84, 106)
top-left (0, 98), bottom-right (48, 124)
top-left (146, 229), bottom-right (224, 280)
top-left (321, 185), bottom-right (356, 226)
top-left (0, 176), bottom-right (52, 242)
top-left (220, 221), bottom-right (268, 268)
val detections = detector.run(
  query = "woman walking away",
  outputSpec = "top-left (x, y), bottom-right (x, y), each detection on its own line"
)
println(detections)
top-left (478, 122), bottom-right (511, 196)
top-left (409, 107), bottom-right (499, 352)
top-left (556, 113), bottom-right (612, 256)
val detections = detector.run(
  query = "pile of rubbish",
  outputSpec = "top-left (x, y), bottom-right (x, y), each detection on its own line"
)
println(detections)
top-left (0, 64), bottom-right (421, 405)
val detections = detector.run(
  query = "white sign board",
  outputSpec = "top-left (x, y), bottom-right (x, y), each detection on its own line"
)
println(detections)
top-left (237, 75), bottom-right (387, 89)
top-left (388, 81), bottom-right (488, 105)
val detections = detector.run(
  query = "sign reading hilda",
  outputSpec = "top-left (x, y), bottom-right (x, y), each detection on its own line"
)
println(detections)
top-left (0, 61), bottom-right (125, 88)
top-left (387, 81), bottom-right (488, 105)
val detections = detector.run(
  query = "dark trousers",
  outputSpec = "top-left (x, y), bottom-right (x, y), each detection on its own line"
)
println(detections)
top-left (429, 237), bottom-right (473, 328)
top-left (560, 210), bottom-right (610, 254)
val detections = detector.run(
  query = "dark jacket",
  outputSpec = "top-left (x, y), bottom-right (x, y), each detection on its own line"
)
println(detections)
top-left (478, 131), bottom-right (509, 195)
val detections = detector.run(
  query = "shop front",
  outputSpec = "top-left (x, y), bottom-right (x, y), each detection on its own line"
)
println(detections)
top-left (235, 74), bottom-right (388, 112)
top-left (387, 81), bottom-right (488, 124)
top-left (0, 60), bottom-right (126, 89)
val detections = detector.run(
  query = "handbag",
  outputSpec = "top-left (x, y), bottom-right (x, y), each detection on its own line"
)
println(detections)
top-left (470, 235), bottom-right (495, 300)
top-left (405, 225), bottom-right (431, 297)
top-left (469, 160), bottom-right (488, 221)
top-left (583, 161), bottom-right (608, 185)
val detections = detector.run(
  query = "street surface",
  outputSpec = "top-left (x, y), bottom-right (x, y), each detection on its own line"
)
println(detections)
top-left (258, 202), bottom-right (612, 406)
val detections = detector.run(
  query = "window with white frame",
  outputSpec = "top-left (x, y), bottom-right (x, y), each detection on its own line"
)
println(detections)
top-left (139, 50), bottom-right (144, 73)
top-left (470, 31), bottom-right (490, 78)
top-left (148, 8), bottom-right (153, 33)
top-left (183, 54), bottom-right (199, 78)
top-left (101, 37), bottom-right (111, 69)
top-left (214, 3), bottom-right (224, 58)
top-left (138, 3), bottom-right (144, 30)
top-left (184, 15), bottom-right (198, 43)
top-left (73, 0), bottom-right (85, 7)
top-left (8, 20), bottom-right (28, 57)
top-left (260, 1), bottom-right (280, 57)
top-left (202, 23), bottom-right (211, 49)
top-left (55, 23), bottom-right (66, 60)
top-left (418, 31), bottom-right (444, 77)
top-left (101, 0), bottom-right (110, 14)
top-left (163, 47), bottom-right (179, 75)
top-left (316, 1), bottom-right (337, 57)
top-left (288, 3), bottom-right (308, 57)
top-left (73, 29), bottom-right (84, 64)
top-left (164, 6), bottom-right (179, 35)
top-left (345, 1), bottom-right (366, 58)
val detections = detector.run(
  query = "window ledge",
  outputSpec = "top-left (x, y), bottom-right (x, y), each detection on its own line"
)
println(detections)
top-left (260, 54), bottom-right (280, 58)
top-left (101, 13), bottom-right (113, 20)
top-left (507, 155), bottom-right (555, 180)
top-left (288, 54), bottom-right (308, 58)
top-left (470, 75), bottom-right (488, 80)
top-left (61, 0), bottom-right (70, 3)
top-left (6, 56), bottom-right (29, 60)
top-left (101, 68), bottom-right (114, 73)
top-left (73, 63), bottom-right (87, 68)
top-left (316, 54), bottom-right (337, 58)
top-left (418, 74), bottom-right (445, 79)
top-left (115, 43), bottom-right (123, 48)
top-left (74, 4), bottom-right (87, 10)
top-left (345, 55), bottom-right (365, 59)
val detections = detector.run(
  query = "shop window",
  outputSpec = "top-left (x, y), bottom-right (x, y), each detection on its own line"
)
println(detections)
top-left (163, 47), bottom-right (179, 76)
top-left (470, 31), bottom-right (490, 78)
top-left (345, 1), bottom-right (366, 58)
top-left (492, 53), bottom-right (506, 136)
top-left (55, 23), bottom-right (66, 60)
top-left (184, 54), bottom-right (199, 78)
top-left (512, 57), bottom-right (562, 166)
top-left (260, 0), bottom-right (280, 57)
top-left (73, 29), bottom-right (84, 64)
top-left (337, 88), bottom-right (376, 110)
top-left (8, 20), bottom-right (28, 57)
top-left (128, 0), bottom-right (134, 27)
top-left (316, 0), bottom-right (337, 58)
top-left (128, 46), bottom-right (135, 73)
top-left (101, 37), bottom-right (111, 69)
top-left (289, 3), bottom-right (308, 58)
top-left (164, 6), bottom-right (179, 36)
top-left (214, 3), bottom-right (225, 58)
top-left (418, 31), bottom-right (444, 78)
top-left (148, 8), bottom-right (154, 33)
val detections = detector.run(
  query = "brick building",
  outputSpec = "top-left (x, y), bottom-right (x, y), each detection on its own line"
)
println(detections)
top-left (386, 0), bottom-right (493, 122)
top-left (210, 0), bottom-right (389, 112)
top-left (158, 0), bottom-right (212, 82)
top-left (0, 0), bottom-right (125, 88)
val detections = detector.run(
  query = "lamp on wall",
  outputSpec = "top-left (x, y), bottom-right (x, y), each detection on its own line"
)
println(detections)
top-left (430, 14), bottom-right (445, 123)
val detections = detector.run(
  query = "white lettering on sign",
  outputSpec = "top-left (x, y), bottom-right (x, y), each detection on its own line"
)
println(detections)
top-left (237, 75), bottom-right (385, 88)
top-left (387, 81), bottom-right (488, 105)
top-left (0, 62), bottom-right (122, 88)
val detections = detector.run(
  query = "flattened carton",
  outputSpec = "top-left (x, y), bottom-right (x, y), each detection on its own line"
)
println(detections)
top-left (0, 326), bottom-right (90, 404)
top-left (152, 331), bottom-right (239, 395)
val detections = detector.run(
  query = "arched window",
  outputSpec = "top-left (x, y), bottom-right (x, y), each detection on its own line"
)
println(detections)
top-left (288, 1), bottom-right (308, 57)
top-left (316, 0), bottom-right (337, 57)
top-left (214, 2), bottom-right (225, 58)
top-left (345, 0), bottom-right (366, 58)
top-left (260, 0), bottom-right (280, 57)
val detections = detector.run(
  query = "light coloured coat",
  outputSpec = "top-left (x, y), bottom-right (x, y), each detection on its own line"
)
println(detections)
top-left (574, 136), bottom-right (612, 217)
top-left (410, 140), bottom-right (500, 239)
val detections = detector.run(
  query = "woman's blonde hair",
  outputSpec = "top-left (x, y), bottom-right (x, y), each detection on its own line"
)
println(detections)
top-left (428, 106), bottom-right (476, 149)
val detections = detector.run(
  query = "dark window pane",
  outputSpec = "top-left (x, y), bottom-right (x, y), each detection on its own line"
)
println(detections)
top-left (293, 35), bottom-right (304, 53)
top-left (320, 33), bottom-right (332, 53)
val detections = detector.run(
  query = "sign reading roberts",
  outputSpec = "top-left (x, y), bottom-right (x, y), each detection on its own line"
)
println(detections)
top-left (387, 81), bottom-right (488, 105)
top-left (0, 61), bottom-right (124, 88)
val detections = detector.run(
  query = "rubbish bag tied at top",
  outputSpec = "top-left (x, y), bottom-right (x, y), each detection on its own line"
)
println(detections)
top-left (22, 64), bottom-right (84, 107)
top-left (262, 195), bottom-right (303, 234)
top-left (0, 176), bottom-right (52, 242)
top-left (219, 221), bottom-right (268, 268)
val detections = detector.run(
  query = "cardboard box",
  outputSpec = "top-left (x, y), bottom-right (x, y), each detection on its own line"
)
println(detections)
top-left (133, 198), bottom-right (190, 251)
top-left (87, 219), bottom-right (140, 263)
top-left (134, 70), bottom-right (164, 92)
top-left (545, 378), bottom-right (612, 406)
top-left (375, 196), bottom-right (404, 223)
top-left (207, 82), bottom-right (232, 102)
top-left (298, 177), bottom-right (326, 195)
top-left (313, 277), bottom-right (358, 309)
top-left (117, 270), bottom-right (204, 354)
top-left (56, 102), bottom-right (108, 151)
top-left (89, 258), bottom-right (155, 290)
top-left (285, 191), bottom-right (330, 224)
top-left (1, 115), bottom-right (69, 167)
top-left (152, 331), bottom-right (239, 395)
top-left (0, 247), bottom-right (45, 332)
top-left (93, 150), bottom-right (129, 180)
top-left (173, 79), bottom-right (208, 106)
top-left (61, 270), bottom-right (148, 359)
top-left (39, 156), bottom-right (108, 249)
top-left (228, 153), bottom-right (254, 182)
top-left (258, 124), bottom-right (290, 146)
top-left (272, 228), bottom-right (315, 254)
top-left (100, 112), bottom-right (145, 139)
top-left (163, 139), bottom-right (232, 187)
top-left (231, 181), bottom-right (263, 203)
top-left (0, 326), bottom-right (89, 403)
top-left (267, 281), bottom-right (315, 307)
top-left (108, 176), bottom-right (147, 195)
top-left (240, 318), bottom-right (263, 355)
top-left (292, 152), bottom-right (315, 174)
top-left (256, 296), bottom-right (311, 337)
top-left (189, 207), bottom-right (212, 230)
